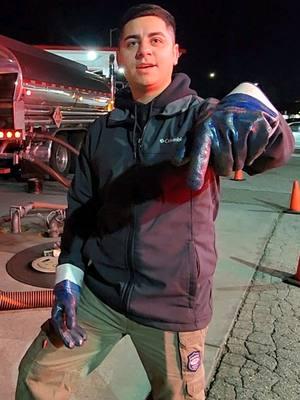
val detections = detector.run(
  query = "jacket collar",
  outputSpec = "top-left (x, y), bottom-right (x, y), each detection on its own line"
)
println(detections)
top-left (107, 94), bottom-right (197, 127)
top-left (107, 73), bottom-right (198, 126)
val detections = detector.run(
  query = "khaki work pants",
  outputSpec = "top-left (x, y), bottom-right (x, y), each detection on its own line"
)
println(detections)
top-left (16, 284), bottom-right (208, 400)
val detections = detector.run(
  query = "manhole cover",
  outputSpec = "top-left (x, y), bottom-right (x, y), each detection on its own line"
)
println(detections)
top-left (6, 243), bottom-right (56, 288)
top-left (32, 256), bottom-right (58, 273)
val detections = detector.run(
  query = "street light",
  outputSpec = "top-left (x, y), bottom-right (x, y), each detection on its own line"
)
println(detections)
top-left (209, 72), bottom-right (216, 79)
top-left (87, 50), bottom-right (97, 61)
top-left (109, 28), bottom-right (119, 47)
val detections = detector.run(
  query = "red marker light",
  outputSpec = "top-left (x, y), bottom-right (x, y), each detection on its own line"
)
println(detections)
top-left (26, 90), bottom-right (32, 96)
top-left (15, 131), bottom-right (21, 138)
top-left (6, 131), bottom-right (13, 138)
top-left (0, 131), bottom-right (4, 139)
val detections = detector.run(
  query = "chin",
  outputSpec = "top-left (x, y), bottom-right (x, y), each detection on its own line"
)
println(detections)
top-left (135, 79), bottom-right (159, 88)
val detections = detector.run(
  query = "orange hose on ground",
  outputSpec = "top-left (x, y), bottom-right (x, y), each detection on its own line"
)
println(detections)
top-left (31, 202), bottom-right (67, 210)
top-left (0, 290), bottom-right (54, 310)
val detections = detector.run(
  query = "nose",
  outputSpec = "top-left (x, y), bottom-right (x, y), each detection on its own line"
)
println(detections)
top-left (135, 40), bottom-right (152, 59)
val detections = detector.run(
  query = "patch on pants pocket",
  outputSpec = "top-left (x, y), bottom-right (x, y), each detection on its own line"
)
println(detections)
top-left (187, 351), bottom-right (201, 372)
top-left (178, 329), bottom-right (206, 398)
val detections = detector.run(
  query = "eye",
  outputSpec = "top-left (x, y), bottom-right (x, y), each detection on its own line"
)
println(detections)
top-left (151, 37), bottom-right (164, 45)
top-left (127, 40), bottom-right (138, 48)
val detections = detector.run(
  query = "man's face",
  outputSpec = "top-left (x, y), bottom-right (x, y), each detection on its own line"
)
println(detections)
top-left (118, 16), bottom-right (179, 97)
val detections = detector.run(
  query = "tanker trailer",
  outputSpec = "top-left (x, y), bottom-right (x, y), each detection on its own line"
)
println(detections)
top-left (0, 35), bottom-right (114, 179)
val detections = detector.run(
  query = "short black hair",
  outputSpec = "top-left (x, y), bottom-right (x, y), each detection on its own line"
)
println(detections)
top-left (119, 3), bottom-right (176, 39)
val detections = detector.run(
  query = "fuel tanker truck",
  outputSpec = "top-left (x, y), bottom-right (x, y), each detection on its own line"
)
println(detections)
top-left (0, 35), bottom-right (115, 186)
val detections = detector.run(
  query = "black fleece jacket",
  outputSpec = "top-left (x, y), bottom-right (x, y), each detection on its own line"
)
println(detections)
top-left (59, 73), bottom-right (294, 331)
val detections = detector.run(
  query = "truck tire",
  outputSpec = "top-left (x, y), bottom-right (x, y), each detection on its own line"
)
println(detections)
top-left (49, 133), bottom-right (71, 177)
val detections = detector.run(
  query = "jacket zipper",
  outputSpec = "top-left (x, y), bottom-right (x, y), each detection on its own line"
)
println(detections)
top-left (123, 201), bottom-right (136, 310)
top-left (133, 121), bottom-right (148, 161)
top-left (122, 109), bottom-right (151, 309)
top-left (132, 114), bottom-right (138, 160)
top-left (132, 102), bottom-right (152, 160)
top-left (136, 121), bottom-right (148, 159)
top-left (122, 105), bottom-right (138, 309)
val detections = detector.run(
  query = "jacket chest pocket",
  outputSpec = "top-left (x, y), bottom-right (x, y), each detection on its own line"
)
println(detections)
top-left (141, 135), bottom-right (186, 163)
top-left (140, 119), bottom-right (187, 163)
top-left (140, 147), bottom-right (176, 164)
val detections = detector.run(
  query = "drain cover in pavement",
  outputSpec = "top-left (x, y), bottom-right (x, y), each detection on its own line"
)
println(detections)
top-left (32, 256), bottom-right (58, 273)
top-left (6, 243), bottom-right (56, 288)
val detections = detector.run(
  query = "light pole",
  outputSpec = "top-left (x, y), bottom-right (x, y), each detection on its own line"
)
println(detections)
top-left (109, 28), bottom-right (118, 47)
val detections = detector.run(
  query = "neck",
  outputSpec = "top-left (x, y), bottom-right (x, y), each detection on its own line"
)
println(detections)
top-left (131, 80), bottom-right (171, 104)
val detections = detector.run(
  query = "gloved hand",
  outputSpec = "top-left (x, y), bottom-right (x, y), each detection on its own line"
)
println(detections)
top-left (183, 83), bottom-right (280, 190)
top-left (51, 279), bottom-right (87, 349)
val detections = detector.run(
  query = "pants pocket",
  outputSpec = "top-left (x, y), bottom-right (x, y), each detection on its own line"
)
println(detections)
top-left (178, 327), bottom-right (208, 399)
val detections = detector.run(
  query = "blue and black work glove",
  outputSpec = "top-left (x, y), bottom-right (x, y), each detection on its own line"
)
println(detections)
top-left (180, 83), bottom-right (280, 190)
top-left (51, 279), bottom-right (87, 349)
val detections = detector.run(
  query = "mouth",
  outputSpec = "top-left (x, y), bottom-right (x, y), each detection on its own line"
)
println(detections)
top-left (136, 64), bottom-right (157, 70)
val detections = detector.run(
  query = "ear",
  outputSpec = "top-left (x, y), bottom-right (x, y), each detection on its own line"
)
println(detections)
top-left (173, 43), bottom-right (180, 66)
top-left (116, 50), bottom-right (122, 67)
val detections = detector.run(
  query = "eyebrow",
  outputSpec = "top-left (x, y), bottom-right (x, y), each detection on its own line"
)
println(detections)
top-left (123, 31), bottom-right (167, 41)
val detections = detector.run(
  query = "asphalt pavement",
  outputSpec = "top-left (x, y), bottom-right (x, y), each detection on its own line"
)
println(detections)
top-left (0, 154), bottom-right (299, 400)
top-left (206, 213), bottom-right (300, 400)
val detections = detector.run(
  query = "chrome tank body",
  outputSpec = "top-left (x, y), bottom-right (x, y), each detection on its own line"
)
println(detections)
top-left (0, 35), bottom-right (112, 133)
top-left (0, 35), bottom-right (113, 170)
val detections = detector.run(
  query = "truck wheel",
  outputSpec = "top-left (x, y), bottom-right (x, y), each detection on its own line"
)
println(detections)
top-left (49, 133), bottom-right (71, 177)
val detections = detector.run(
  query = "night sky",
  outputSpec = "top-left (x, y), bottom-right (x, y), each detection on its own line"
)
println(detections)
top-left (1, 0), bottom-right (299, 110)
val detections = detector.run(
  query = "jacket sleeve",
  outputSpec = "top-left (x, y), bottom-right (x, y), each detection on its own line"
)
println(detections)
top-left (56, 118), bottom-right (102, 285)
top-left (244, 114), bottom-right (295, 175)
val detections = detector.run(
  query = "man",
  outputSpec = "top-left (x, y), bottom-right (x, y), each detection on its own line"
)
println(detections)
top-left (16, 4), bottom-right (294, 400)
